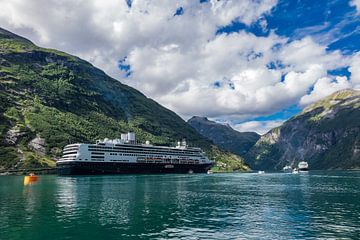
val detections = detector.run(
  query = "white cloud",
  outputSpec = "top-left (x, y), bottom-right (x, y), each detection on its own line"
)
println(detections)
top-left (126, 32), bottom-right (353, 119)
top-left (0, 0), bottom-right (357, 126)
top-left (278, 37), bottom-right (346, 72)
top-left (233, 120), bottom-right (284, 135)
top-left (300, 76), bottom-right (352, 106)
top-left (209, 0), bottom-right (277, 26)
top-left (350, 0), bottom-right (360, 14)
top-left (349, 53), bottom-right (360, 88)
top-left (0, 0), bottom-right (279, 78)
top-left (300, 52), bottom-right (360, 106)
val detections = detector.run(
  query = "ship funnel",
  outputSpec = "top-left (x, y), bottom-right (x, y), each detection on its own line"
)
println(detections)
top-left (121, 133), bottom-right (128, 141)
top-left (128, 132), bottom-right (135, 142)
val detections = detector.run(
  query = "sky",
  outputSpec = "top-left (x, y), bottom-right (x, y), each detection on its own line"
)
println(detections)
top-left (0, 0), bottom-right (359, 134)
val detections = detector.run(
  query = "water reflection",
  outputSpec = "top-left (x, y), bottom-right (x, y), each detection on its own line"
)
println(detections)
top-left (96, 176), bottom-right (133, 227)
top-left (55, 177), bottom-right (78, 223)
top-left (22, 183), bottom-right (37, 223)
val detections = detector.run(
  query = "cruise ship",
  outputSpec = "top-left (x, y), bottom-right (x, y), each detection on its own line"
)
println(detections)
top-left (56, 132), bottom-right (213, 175)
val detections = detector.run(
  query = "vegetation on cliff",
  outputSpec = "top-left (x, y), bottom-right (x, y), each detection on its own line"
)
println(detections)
top-left (188, 116), bottom-right (259, 156)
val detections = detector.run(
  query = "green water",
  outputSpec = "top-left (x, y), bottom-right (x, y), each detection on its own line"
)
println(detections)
top-left (1, 171), bottom-right (359, 240)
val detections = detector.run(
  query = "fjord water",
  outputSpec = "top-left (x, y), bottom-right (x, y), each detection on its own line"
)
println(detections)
top-left (1, 172), bottom-right (359, 240)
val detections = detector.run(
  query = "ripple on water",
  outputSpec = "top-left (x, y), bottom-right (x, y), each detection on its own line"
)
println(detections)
top-left (0, 172), bottom-right (360, 240)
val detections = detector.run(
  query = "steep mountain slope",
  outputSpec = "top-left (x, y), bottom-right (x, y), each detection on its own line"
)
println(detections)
top-left (246, 89), bottom-right (360, 170)
top-left (0, 28), bottom-right (248, 172)
top-left (188, 116), bottom-right (260, 155)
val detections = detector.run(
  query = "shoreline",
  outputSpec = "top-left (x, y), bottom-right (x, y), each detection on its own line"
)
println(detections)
top-left (2, 169), bottom-right (360, 176)
top-left (0, 168), bottom-right (56, 176)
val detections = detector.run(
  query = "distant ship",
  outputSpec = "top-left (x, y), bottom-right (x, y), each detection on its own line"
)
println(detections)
top-left (282, 165), bottom-right (292, 172)
top-left (298, 161), bottom-right (309, 171)
top-left (56, 132), bottom-right (213, 175)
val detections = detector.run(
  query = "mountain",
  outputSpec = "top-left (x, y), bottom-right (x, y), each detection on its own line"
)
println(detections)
top-left (0, 27), bottom-right (248, 172)
top-left (188, 116), bottom-right (260, 156)
top-left (245, 89), bottom-right (360, 170)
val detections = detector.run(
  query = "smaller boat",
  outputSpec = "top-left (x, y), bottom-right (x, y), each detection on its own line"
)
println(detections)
top-left (298, 161), bottom-right (309, 171)
top-left (282, 165), bottom-right (292, 172)
top-left (258, 170), bottom-right (265, 174)
top-left (24, 173), bottom-right (39, 185)
top-left (292, 168), bottom-right (299, 174)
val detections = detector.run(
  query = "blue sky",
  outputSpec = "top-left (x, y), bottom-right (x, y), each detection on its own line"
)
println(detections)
top-left (0, 0), bottom-right (359, 134)
top-left (218, 0), bottom-right (359, 54)
top-left (218, 0), bottom-right (359, 125)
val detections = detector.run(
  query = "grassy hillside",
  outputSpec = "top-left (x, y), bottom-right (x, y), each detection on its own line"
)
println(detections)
top-left (0, 27), bottom-right (248, 172)
top-left (245, 89), bottom-right (360, 170)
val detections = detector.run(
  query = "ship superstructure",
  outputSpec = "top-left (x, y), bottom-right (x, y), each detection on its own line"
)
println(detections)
top-left (56, 132), bottom-right (213, 175)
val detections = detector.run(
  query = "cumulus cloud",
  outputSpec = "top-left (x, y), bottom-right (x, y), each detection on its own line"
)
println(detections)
top-left (350, 0), bottom-right (360, 14)
top-left (233, 120), bottom-right (284, 135)
top-left (209, 0), bottom-right (277, 26)
top-left (0, 0), bottom-right (358, 127)
top-left (300, 76), bottom-right (352, 105)
top-left (151, 37), bottom-right (347, 119)
top-left (349, 53), bottom-right (360, 88)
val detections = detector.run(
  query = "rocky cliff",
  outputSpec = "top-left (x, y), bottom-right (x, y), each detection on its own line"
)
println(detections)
top-left (188, 116), bottom-right (260, 156)
top-left (246, 89), bottom-right (360, 170)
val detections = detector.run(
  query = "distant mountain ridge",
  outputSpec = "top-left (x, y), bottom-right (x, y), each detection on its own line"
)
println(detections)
top-left (188, 116), bottom-right (260, 156)
top-left (245, 89), bottom-right (360, 170)
top-left (0, 27), bottom-right (248, 172)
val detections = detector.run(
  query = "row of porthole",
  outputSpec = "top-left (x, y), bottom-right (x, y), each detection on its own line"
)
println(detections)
top-left (89, 147), bottom-right (200, 155)
top-left (91, 151), bottom-right (202, 157)
top-left (91, 145), bottom-right (199, 152)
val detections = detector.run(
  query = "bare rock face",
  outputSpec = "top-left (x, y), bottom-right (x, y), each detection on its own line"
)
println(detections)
top-left (5, 127), bottom-right (26, 145)
top-left (258, 128), bottom-right (280, 145)
top-left (28, 137), bottom-right (46, 156)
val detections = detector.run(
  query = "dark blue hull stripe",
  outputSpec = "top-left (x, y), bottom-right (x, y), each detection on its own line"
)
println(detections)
top-left (56, 161), bottom-right (213, 175)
